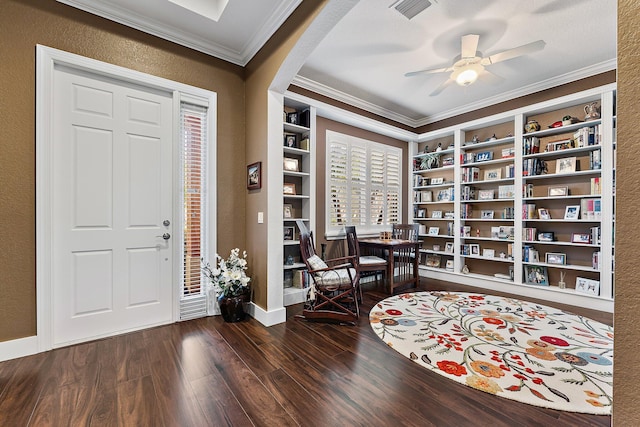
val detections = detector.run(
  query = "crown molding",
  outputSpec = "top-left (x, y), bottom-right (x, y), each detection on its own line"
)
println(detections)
top-left (294, 59), bottom-right (617, 128)
top-left (56, 0), bottom-right (300, 66)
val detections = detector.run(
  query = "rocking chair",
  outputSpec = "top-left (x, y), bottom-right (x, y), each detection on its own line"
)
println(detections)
top-left (296, 221), bottom-right (359, 324)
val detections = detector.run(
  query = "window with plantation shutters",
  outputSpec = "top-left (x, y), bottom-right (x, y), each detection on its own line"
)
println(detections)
top-left (326, 130), bottom-right (402, 238)
top-left (179, 101), bottom-right (209, 319)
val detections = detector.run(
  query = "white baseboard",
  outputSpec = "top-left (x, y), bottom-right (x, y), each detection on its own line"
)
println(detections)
top-left (0, 336), bottom-right (39, 362)
top-left (247, 302), bottom-right (286, 326)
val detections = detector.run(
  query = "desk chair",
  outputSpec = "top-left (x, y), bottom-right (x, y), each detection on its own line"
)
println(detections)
top-left (345, 226), bottom-right (387, 301)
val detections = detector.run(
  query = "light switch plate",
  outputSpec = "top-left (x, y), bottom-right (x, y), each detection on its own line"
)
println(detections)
top-left (258, 212), bottom-right (264, 223)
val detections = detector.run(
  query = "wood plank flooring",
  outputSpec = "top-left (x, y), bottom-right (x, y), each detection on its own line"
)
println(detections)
top-left (0, 280), bottom-right (612, 426)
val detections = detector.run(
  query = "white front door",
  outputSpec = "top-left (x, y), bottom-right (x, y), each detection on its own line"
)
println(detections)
top-left (51, 65), bottom-right (173, 347)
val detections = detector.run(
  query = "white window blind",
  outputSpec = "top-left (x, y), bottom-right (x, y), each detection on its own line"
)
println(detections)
top-left (326, 130), bottom-right (402, 238)
top-left (180, 101), bottom-right (209, 319)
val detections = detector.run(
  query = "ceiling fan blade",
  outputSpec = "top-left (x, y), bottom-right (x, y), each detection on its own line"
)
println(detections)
top-left (429, 78), bottom-right (454, 96)
top-left (404, 66), bottom-right (452, 77)
top-left (461, 34), bottom-right (480, 58)
top-left (481, 40), bottom-right (546, 65)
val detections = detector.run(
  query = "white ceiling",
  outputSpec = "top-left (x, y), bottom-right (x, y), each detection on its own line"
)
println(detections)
top-left (58, 0), bottom-right (617, 127)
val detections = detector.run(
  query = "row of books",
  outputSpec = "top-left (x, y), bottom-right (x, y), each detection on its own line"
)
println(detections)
top-left (283, 269), bottom-right (311, 289)
top-left (589, 149), bottom-right (601, 170)
top-left (523, 137), bottom-right (541, 155)
top-left (522, 158), bottom-right (547, 176)
top-left (581, 198), bottom-right (602, 221)
top-left (574, 125), bottom-right (602, 147)
top-left (523, 245), bottom-right (540, 262)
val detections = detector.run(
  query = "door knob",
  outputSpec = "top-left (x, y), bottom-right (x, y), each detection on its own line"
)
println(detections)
top-left (163, 220), bottom-right (170, 226)
top-left (156, 233), bottom-right (171, 240)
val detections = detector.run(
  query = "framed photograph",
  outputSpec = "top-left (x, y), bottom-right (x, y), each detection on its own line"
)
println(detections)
top-left (283, 203), bottom-right (293, 218)
top-left (572, 233), bottom-right (591, 244)
top-left (476, 151), bottom-right (493, 162)
top-left (283, 157), bottom-right (299, 172)
top-left (537, 232), bottom-right (555, 242)
top-left (481, 210), bottom-right (494, 219)
top-left (478, 189), bottom-right (495, 200)
top-left (564, 205), bottom-right (580, 220)
top-left (444, 211), bottom-right (455, 219)
top-left (283, 183), bottom-right (296, 195)
top-left (416, 208), bottom-right (426, 218)
top-left (437, 189), bottom-right (452, 201)
top-left (538, 208), bottom-right (551, 220)
top-left (284, 133), bottom-right (297, 148)
top-left (445, 242), bottom-right (454, 253)
top-left (445, 260), bottom-right (454, 271)
top-left (576, 277), bottom-right (600, 295)
top-left (430, 177), bottom-right (444, 185)
top-left (545, 252), bottom-right (566, 265)
top-left (286, 112), bottom-right (298, 125)
top-left (484, 168), bottom-right (502, 181)
top-left (470, 244), bottom-right (480, 255)
top-left (483, 248), bottom-right (495, 258)
top-left (524, 265), bottom-right (550, 286)
top-left (548, 186), bottom-right (568, 197)
top-left (426, 255), bottom-right (441, 268)
top-left (428, 226), bottom-right (440, 236)
top-left (431, 210), bottom-right (443, 218)
top-left (283, 226), bottom-right (295, 241)
top-left (247, 161), bottom-right (261, 190)
top-left (433, 244), bottom-right (441, 252)
top-left (556, 157), bottom-right (577, 174)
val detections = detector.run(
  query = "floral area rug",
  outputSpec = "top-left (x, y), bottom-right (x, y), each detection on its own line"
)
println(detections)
top-left (370, 291), bottom-right (613, 415)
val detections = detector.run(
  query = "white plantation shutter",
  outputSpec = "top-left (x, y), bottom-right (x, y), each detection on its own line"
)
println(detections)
top-left (326, 131), bottom-right (403, 237)
top-left (179, 101), bottom-right (209, 320)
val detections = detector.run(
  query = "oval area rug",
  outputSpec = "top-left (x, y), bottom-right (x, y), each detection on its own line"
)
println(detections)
top-left (370, 291), bottom-right (612, 415)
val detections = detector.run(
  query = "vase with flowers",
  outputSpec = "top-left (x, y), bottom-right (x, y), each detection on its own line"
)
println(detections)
top-left (201, 248), bottom-right (251, 322)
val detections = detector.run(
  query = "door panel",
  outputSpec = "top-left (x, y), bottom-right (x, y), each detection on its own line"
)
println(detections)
top-left (52, 65), bottom-right (173, 347)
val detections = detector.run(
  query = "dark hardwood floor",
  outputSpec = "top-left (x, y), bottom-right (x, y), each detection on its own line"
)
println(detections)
top-left (0, 280), bottom-right (612, 426)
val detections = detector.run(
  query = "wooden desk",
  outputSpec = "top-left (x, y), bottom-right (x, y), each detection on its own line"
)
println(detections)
top-left (358, 238), bottom-right (420, 294)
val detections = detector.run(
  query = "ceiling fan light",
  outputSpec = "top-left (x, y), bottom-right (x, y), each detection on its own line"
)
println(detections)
top-left (456, 68), bottom-right (478, 86)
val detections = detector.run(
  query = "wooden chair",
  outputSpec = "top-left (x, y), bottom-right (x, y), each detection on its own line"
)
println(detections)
top-left (345, 226), bottom-right (387, 301)
top-left (392, 223), bottom-right (420, 283)
top-left (296, 221), bottom-right (359, 324)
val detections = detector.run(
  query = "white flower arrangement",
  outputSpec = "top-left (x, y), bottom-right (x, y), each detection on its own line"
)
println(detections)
top-left (202, 248), bottom-right (251, 299)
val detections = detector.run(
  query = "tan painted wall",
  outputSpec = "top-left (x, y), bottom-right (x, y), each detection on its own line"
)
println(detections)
top-left (613, 0), bottom-right (639, 424)
top-left (0, 0), bottom-right (246, 342)
top-left (244, 1), bottom-right (328, 310)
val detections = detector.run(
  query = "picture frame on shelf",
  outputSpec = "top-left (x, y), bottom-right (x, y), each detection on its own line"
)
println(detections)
top-left (283, 226), bottom-right (295, 241)
top-left (283, 157), bottom-right (299, 172)
top-left (470, 244), bottom-right (480, 255)
top-left (484, 168), bottom-right (502, 181)
top-left (426, 255), bottom-right (441, 268)
top-left (444, 211), bottom-right (455, 219)
top-left (416, 208), bottom-right (426, 218)
top-left (571, 233), bottom-right (591, 244)
top-left (476, 151), bottom-right (493, 162)
top-left (283, 183), bottom-right (296, 195)
top-left (548, 186), bottom-right (569, 197)
top-left (247, 161), bottom-right (261, 190)
top-left (431, 210), bottom-right (443, 218)
top-left (445, 242), bottom-right (454, 253)
top-left (576, 277), bottom-right (600, 295)
top-left (481, 210), bottom-right (494, 219)
top-left (524, 265), bottom-right (549, 286)
top-left (556, 157), bottom-right (577, 174)
top-left (545, 252), bottom-right (566, 265)
top-left (478, 189), bottom-right (495, 200)
top-left (564, 205), bottom-right (580, 220)
top-left (433, 244), bottom-right (441, 252)
top-left (483, 248), bottom-right (495, 258)
top-left (283, 204), bottom-right (293, 218)
top-left (428, 227), bottom-right (440, 236)
top-left (430, 177), bottom-right (444, 185)
top-left (537, 232), bottom-right (555, 242)
top-left (538, 208), bottom-right (551, 220)
top-left (437, 188), bottom-right (452, 201)
top-left (286, 112), bottom-right (298, 125)
top-left (284, 133), bottom-right (297, 148)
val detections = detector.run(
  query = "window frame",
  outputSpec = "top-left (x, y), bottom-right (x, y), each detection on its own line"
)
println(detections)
top-left (325, 130), bottom-right (403, 239)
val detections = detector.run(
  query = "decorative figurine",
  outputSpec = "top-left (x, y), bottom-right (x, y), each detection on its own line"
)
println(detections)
top-left (524, 120), bottom-right (540, 133)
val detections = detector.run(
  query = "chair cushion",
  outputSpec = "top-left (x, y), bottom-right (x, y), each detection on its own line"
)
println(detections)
top-left (315, 267), bottom-right (357, 290)
top-left (359, 255), bottom-right (386, 266)
top-left (307, 254), bottom-right (328, 271)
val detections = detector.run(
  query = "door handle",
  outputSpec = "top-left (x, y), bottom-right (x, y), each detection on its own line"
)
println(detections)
top-left (156, 233), bottom-right (171, 240)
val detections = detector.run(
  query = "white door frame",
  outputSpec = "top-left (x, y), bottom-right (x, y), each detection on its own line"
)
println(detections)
top-left (36, 45), bottom-right (217, 352)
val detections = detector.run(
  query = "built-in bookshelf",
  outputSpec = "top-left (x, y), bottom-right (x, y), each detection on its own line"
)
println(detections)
top-left (282, 97), bottom-right (315, 306)
top-left (410, 84), bottom-right (616, 312)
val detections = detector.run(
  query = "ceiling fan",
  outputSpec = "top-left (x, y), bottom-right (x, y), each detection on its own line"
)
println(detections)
top-left (405, 34), bottom-right (545, 96)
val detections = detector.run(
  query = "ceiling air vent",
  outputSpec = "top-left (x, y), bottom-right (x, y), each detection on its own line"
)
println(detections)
top-left (390, 0), bottom-right (432, 20)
